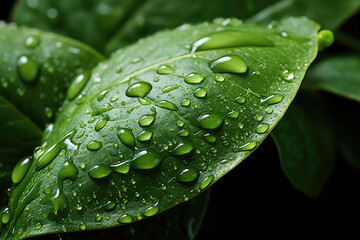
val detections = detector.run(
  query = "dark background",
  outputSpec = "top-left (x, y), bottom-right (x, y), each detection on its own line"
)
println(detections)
top-left (1, 1), bottom-right (359, 239)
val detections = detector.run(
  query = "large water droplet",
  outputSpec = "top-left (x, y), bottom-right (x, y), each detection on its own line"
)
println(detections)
top-left (191, 30), bottom-right (273, 52)
top-left (184, 73), bottom-right (205, 84)
top-left (143, 201), bottom-right (160, 217)
top-left (1, 207), bottom-right (10, 224)
top-left (58, 160), bottom-right (78, 181)
top-left (194, 87), bottom-right (207, 98)
top-left (209, 54), bottom-right (247, 74)
top-left (36, 141), bottom-right (64, 169)
top-left (157, 65), bottom-right (174, 74)
top-left (138, 114), bottom-right (155, 127)
top-left (282, 70), bottom-right (294, 81)
top-left (103, 200), bottom-right (116, 211)
top-left (25, 35), bottom-right (40, 48)
top-left (137, 130), bottom-right (153, 142)
top-left (126, 82), bottom-right (152, 98)
top-left (117, 128), bottom-right (136, 148)
top-left (87, 140), bottom-right (102, 151)
top-left (176, 168), bottom-right (199, 183)
top-left (172, 143), bottom-right (194, 156)
top-left (118, 214), bottom-right (132, 224)
top-left (155, 100), bottom-right (178, 111)
top-left (197, 113), bottom-right (224, 130)
top-left (95, 115), bottom-right (109, 131)
top-left (180, 98), bottom-right (191, 107)
top-left (256, 123), bottom-right (269, 134)
top-left (67, 72), bottom-right (91, 100)
top-left (199, 175), bottom-right (214, 190)
top-left (111, 162), bottom-right (130, 174)
top-left (203, 133), bottom-right (216, 143)
top-left (17, 56), bottom-right (39, 83)
top-left (233, 141), bottom-right (257, 152)
top-left (11, 156), bottom-right (32, 184)
top-left (88, 165), bottom-right (112, 179)
top-left (261, 94), bottom-right (284, 105)
top-left (132, 149), bottom-right (162, 170)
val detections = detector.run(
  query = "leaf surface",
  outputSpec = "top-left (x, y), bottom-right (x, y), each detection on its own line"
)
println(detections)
top-left (1, 17), bottom-right (320, 239)
top-left (0, 23), bottom-right (104, 201)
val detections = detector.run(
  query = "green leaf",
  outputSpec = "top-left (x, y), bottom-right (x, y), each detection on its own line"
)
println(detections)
top-left (10, 0), bottom-right (143, 52)
top-left (305, 55), bottom-right (360, 102)
top-left (11, 0), bottom-right (279, 54)
top-left (0, 23), bottom-right (104, 200)
top-left (1, 17), bottom-right (321, 239)
top-left (271, 92), bottom-right (336, 197)
top-left (248, 0), bottom-right (360, 31)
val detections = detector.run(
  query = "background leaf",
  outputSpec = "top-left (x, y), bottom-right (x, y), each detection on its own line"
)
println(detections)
top-left (0, 23), bottom-right (104, 205)
top-left (0, 17), bottom-right (320, 239)
top-left (248, 0), bottom-right (360, 31)
top-left (271, 92), bottom-right (336, 197)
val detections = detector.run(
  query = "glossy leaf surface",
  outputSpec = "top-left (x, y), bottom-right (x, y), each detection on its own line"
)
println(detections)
top-left (1, 17), bottom-right (321, 239)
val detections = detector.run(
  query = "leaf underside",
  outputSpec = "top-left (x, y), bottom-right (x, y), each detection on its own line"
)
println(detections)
top-left (1, 17), bottom-right (320, 239)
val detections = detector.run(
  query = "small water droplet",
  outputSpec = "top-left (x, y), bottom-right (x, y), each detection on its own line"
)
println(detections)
top-left (34, 223), bottom-right (42, 230)
top-left (1, 207), bottom-right (10, 224)
top-left (95, 115), bottom-right (109, 131)
top-left (87, 140), bottom-right (102, 151)
top-left (79, 223), bottom-right (87, 230)
top-left (194, 87), bottom-right (207, 98)
top-left (180, 98), bottom-right (191, 107)
top-left (209, 54), bottom-right (248, 74)
top-left (203, 133), bottom-right (216, 143)
top-left (111, 162), bottom-right (130, 174)
top-left (261, 94), bottom-right (284, 105)
top-left (162, 85), bottom-right (179, 93)
top-left (282, 70), bottom-right (294, 81)
top-left (95, 214), bottom-right (103, 222)
top-left (17, 56), bottom-right (39, 83)
top-left (25, 35), bottom-right (40, 48)
top-left (215, 75), bottom-right (225, 82)
top-left (103, 200), bottom-right (116, 211)
top-left (178, 129), bottom-right (189, 137)
top-left (228, 110), bottom-right (240, 119)
top-left (36, 141), bottom-right (65, 169)
top-left (88, 165), bottom-right (112, 179)
top-left (256, 123), bottom-right (269, 134)
top-left (132, 149), bottom-right (162, 170)
top-left (184, 73), bottom-right (205, 84)
top-left (67, 72), bottom-right (91, 100)
top-left (126, 82), bottom-right (152, 98)
top-left (11, 156), bottom-right (32, 184)
top-left (233, 141), bottom-right (257, 152)
top-left (157, 65), bottom-right (174, 74)
top-left (176, 168), bottom-right (199, 183)
top-left (197, 113), bottom-right (224, 130)
top-left (199, 175), bottom-right (214, 190)
top-left (58, 160), bottom-right (78, 181)
top-left (137, 130), bottom-right (153, 142)
top-left (118, 128), bottom-right (136, 148)
top-left (143, 201), bottom-right (159, 217)
top-left (118, 214), bottom-right (132, 224)
top-left (172, 143), bottom-right (194, 156)
top-left (97, 90), bottom-right (109, 101)
top-left (155, 100), bottom-right (178, 110)
top-left (138, 114), bottom-right (155, 127)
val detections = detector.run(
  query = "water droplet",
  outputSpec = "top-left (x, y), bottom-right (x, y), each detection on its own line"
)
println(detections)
top-left (235, 96), bottom-right (246, 104)
top-left (1, 207), bottom-right (10, 224)
top-left (138, 114), bottom-right (155, 127)
top-left (51, 188), bottom-right (66, 215)
top-left (184, 73), bottom-right (205, 84)
top-left (67, 72), bottom-right (91, 100)
top-left (132, 149), bottom-right (162, 170)
top-left (111, 162), bottom-right (130, 174)
top-left (197, 113), bottom-right (224, 130)
top-left (172, 143), bottom-right (194, 156)
top-left (34, 223), bottom-right (42, 230)
top-left (282, 70), bottom-right (294, 81)
top-left (203, 133), bottom-right (216, 143)
top-left (256, 123), bottom-right (270, 134)
top-left (88, 165), bottom-right (112, 179)
top-left (176, 168), bottom-right (199, 183)
top-left (36, 141), bottom-right (64, 169)
top-left (180, 98), bottom-right (191, 107)
top-left (194, 87), bottom-right (207, 98)
top-left (157, 65), bottom-right (174, 74)
top-left (191, 30), bottom-right (273, 52)
top-left (178, 129), bottom-right (189, 137)
top-left (118, 214), bottom-right (132, 224)
top-left (155, 100), bottom-right (178, 111)
top-left (95, 115), bottom-right (109, 131)
top-left (261, 94), bottom-right (284, 105)
top-left (103, 201), bottom-right (116, 211)
top-left (97, 90), bottom-right (109, 101)
top-left (87, 140), bottom-right (102, 151)
top-left (117, 128), bottom-right (135, 148)
top-left (317, 29), bottom-right (334, 51)
top-left (199, 175), bottom-right (214, 190)
top-left (137, 130), bottom-right (153, 142)
top-left (58, 160), bottom-right (78, 181)
top-left (162, 85), bottom-right (179, 93)
top-left (143, 201), bottom-right (159, 217)
top-left (25, 35), bottom-right (40, 48)
top-left (17, 56), bottom-right (39, 83)
top-left (215, 75), bottom-right (225, 82)
top-left (79, 223), bottom-right (87, 230)
top-left (233, 141), bottom-right (257, 152)
top-left (95, 214), bottom-right (103, 222)
top-left (126, 82), bottom-right (152, 98)
top-left (228, 110), bottom-right (240, 119)
top-left (11, 156), bottom-right (32, 184)
top-left (209, 54), bottom-right (248, 74)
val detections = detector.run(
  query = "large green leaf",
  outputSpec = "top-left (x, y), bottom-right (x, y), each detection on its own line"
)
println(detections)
top-left (11, 0), bottom-right (278, 54)
top-left (271, 92), bottom-right (336, 197)
top-left (1, 17), bottom-right (321, 239)
top-left (305, 55), bottom-right (360, 102)
top-left (248, 0), bottom-right (360, 31)
top-left (0, 23), bottom-right (104, 200)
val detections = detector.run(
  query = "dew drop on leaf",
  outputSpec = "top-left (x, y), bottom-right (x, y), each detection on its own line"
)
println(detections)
top-left (86, 140), bottom-right (102, 151)
top-left (155, 100), bottom-right (178, 110)
top-left (199, 175), bottom-right (214, 190)
top-left (172, 143), bottom-right (195, 156)
top-left (131, 149), bottom-right (162, 170)
top-left (143, 201), bottom-right (160, 217)
top-left (138, 114), bottom-right (155, 127)
top-left (117, 128), bottom-right (136, 148)
top-left (197, 113), bottom-right (224, 130)
top-left (176, 168), bottom-right (199, 183)
top-left (256, 123), bottom-right (270, 134)
top-left (118, 214), bottom-right (132, 224)
top-left (88, 165), bottom-right (112, 179)
top-left (17, 55), bottom-right (39, 83)
top-left (194, 87), bottom-right (207, 98)
top-left (156, 65), bottom-right (174, 74)
top-left (184, 73), bottom-right (205, 84)
top-left (209, 54), bottom-right (248, 74)
top-left (67, 72), bottom-right (91, 100)
top-left (11, 156), bottom-right (32, 184)
top-left (1, 207), bottom-right (10, 224)
top-left (233, 141), bottom-right (257, 152)
top-left (126, 81), bottom-right (152, 98)
top-left (137, 130), bottom-right (153, 142)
